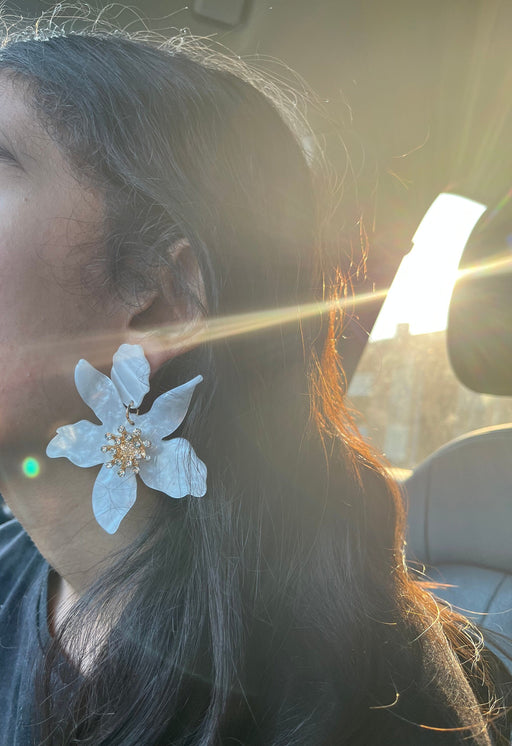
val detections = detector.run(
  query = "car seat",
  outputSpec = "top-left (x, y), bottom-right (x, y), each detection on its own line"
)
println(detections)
top-left (404, 203), bottom-right (512, 664)
top-left (405, 423), bottom-right (512, 654)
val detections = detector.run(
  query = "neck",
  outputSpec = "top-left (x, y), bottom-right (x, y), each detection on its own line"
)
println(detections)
top-left (2, 453), bottom-right (159, 597)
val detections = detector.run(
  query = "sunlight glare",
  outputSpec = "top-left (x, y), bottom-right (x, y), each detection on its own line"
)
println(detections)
top-left (371, 193), bottom-right (487, 341)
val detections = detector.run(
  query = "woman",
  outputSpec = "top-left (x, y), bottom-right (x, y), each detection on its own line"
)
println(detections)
top-left (0, 13), bottom-right (508, 746)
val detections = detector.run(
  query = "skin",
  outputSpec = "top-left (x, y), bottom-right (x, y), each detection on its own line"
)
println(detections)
top-left (0, 76), bottom-right (190, 638)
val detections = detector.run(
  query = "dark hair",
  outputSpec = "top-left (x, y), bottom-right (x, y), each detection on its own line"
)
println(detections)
top-left (0, 16), bottom-right (509, 746)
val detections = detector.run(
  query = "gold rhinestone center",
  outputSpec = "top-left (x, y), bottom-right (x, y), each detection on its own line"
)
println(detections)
top-left (101, 425), bottom-right (151, 477)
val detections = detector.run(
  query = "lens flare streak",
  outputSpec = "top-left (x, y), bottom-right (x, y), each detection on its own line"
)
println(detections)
top-left (185, 291), bottom-right (388, 347)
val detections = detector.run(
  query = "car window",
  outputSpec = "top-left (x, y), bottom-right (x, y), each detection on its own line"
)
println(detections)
top-left (348, 193), bottom-right (512, 477)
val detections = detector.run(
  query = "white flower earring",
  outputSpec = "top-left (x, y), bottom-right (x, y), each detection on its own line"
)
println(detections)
top-left (47, 344), bottom-right (207, 534)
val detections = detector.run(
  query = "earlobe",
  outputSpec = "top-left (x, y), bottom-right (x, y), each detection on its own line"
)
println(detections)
top-left (126, 239), bottom-right (206, 375)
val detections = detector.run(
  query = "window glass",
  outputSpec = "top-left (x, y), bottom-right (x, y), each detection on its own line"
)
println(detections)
top-left (348, 194), bottom-right (512, 475)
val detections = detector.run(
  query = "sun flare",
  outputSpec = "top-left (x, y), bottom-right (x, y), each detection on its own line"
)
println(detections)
top-left (371, 193), bottom-right (487, 341)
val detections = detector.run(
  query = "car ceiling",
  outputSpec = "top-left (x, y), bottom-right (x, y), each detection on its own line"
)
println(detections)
top-left (4, 0), bottom-right (512, 378)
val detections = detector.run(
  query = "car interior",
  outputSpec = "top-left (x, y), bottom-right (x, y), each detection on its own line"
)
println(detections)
top-left (2, 0), bottom-right (512, 667)
top-left (405, 203), bottom-right (512, 666)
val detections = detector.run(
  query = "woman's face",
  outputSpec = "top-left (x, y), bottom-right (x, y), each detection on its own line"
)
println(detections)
top-left (0, 76), bottom-right (127, 468)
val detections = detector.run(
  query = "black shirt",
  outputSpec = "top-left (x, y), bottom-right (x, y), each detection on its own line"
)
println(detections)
top-left (0, 519), bottom-right (49, 745)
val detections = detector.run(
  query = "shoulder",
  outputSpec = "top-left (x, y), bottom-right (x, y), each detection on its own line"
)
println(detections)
top-left (0, 517), bottom-right (37, 564)
top-left (0, 518), bottom-right (45, 601)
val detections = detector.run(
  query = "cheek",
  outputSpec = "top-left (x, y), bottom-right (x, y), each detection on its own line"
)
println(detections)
top-left (0, 296), bottom-right (129, 459)
top-left (0, 261), bottom-right (101, 452)
top-left (0, 146), bottom-right (122, 457)
top-left (0, 341), bottom-right (80, 454)
top-left (0, 178), bottom-right (106, 330)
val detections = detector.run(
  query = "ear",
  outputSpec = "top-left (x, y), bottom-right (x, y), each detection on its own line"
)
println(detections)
top-left (125, 239), bottom-right (206, 374)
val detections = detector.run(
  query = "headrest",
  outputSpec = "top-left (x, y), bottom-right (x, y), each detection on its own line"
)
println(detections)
top-left (447, 204), bottom-right (512, 395)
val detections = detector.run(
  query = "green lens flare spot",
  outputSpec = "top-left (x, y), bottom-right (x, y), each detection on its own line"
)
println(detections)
top-left (22, 457), bottom-right (40, 479)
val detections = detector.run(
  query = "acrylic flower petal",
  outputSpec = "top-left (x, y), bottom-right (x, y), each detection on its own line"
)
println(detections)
top-left (111, 343), bottom-right (150, 408)
top-left (46, 419), bottom-right (105, 467)
top-left (139, 437), bottom-right (207, 498)
top-left (75, 359), bottom-right (125, 428)
top-left (142, 376), bottom-right (203, 440)
top-left (92, 464), bottom-right (137, 534)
